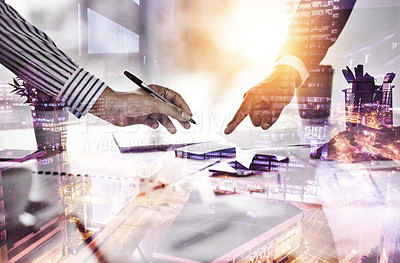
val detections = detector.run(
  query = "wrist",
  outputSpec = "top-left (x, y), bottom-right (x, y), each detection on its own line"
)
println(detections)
top-left (273, 65), bottom-right (301, 88)
top-left (89, 87), bottom-right (118, 118)
top-left (274, 55), bottom-right (309, 88)
top-left (246, 65), bottom-right (297, 99)
top-left (256, 65), bottom-right (299, 91)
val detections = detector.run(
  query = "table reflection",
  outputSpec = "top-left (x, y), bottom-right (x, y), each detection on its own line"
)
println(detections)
top-left (0, 153), bottom-right (141, 262)
top-left (0, 117), bottom-right (399, 262)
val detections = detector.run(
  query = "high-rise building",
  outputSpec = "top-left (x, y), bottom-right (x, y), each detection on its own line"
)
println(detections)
top-left (0, 82), bottom-right (32, 130)
top-left (1, 164), bottom-right (65, 262)
top-left (288, 0), bottom-right (346, 67)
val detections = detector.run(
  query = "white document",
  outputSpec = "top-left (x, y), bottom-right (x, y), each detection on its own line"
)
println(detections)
top-left (236, 147), bottom-right (289, 169)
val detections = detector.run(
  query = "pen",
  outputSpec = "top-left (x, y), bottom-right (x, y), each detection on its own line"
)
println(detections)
top-left (346, 66), bottom-right (355, 82)
top-left (124, 71), bottom-right (196, 124)
top-left (383, 72), bottom-right (396, 84)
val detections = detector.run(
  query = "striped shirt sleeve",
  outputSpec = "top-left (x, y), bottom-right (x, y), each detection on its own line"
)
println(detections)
top-left (0, 0), bottom-right (107, 118)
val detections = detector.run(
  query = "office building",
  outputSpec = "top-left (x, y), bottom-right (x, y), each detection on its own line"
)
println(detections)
top-left (0, 82), bottom-right (32, 130)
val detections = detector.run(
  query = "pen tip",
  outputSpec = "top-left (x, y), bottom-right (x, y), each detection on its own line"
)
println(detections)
top-left (189, 118), bottom-right (197, 125)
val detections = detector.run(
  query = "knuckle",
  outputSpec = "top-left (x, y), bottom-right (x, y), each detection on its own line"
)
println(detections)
top-left (167, 105), bottom-right (180, 118)
top-left (150, 85), bottom-right (163, 96)
top-left (148, 101), bottom-right (159, 114)
top-left (171, 93), bottom-right (179, 104)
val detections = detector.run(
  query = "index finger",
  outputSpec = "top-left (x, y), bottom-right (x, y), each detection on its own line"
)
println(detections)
top-left (150, 85), bottom-right (193, 116)
top-left (224, 97), bottom-right (252, 134)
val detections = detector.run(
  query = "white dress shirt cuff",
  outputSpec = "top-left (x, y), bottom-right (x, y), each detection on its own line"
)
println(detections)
top-left (58, 67), bottom-right (108, 118)
top-left (274, 55), bottom-right (310, 88)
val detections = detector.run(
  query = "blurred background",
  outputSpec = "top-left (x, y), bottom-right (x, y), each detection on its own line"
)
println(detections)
top-left (1, 0), bottom-right (400, 140)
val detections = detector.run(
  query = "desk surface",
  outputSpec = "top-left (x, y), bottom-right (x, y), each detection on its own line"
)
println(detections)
top-left (0, 118), bottom-right (400, 263)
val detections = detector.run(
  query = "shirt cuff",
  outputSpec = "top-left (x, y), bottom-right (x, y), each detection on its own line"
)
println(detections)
top-left (274, 55), bottom-right (310, 88)
top-left (58, 67), bottom-right (108, 118)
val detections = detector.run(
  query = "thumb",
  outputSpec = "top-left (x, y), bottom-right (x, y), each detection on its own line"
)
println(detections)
top-left (152, 100), bottom-right (191, 122)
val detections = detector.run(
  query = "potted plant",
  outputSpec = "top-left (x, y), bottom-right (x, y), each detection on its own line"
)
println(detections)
top-left (9, 78), bottom-right (68, 153)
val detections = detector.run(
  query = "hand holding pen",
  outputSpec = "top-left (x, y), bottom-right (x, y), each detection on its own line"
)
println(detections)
top-left (89, 73), bottom-right (195, 133)
top-left (124, 71), bottom-right (196, 125)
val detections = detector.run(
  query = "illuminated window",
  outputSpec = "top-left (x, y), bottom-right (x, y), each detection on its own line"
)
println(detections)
top-left (87, 8), bottom-right (140, 54)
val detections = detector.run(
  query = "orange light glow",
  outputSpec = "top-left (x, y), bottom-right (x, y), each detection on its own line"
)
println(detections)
top-left (211, 0), bottom-right (295, 60)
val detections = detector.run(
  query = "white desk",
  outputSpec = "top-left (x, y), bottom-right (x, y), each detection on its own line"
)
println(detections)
top-left (0, 117), bottom-right (399, 263)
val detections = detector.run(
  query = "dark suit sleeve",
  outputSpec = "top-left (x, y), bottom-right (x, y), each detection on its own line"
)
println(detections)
top-left (277, 0), bottom-right (357, 68)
